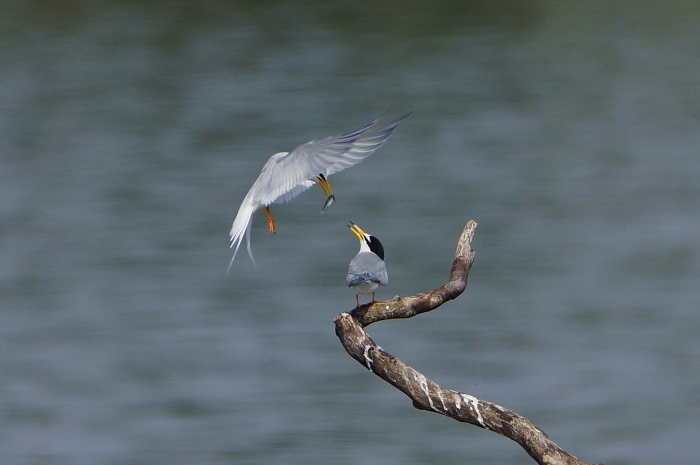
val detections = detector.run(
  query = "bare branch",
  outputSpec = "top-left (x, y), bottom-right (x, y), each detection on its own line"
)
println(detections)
top-left (334, 220), bottom-right (601, 465)
top-left (345, 220), bottom-right (477, 328)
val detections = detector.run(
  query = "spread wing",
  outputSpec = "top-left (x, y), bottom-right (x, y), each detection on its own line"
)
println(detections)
top-left (252, 111), bottom-right (412, 207)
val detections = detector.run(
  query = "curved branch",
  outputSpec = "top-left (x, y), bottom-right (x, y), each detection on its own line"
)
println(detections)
top-left (334, 220), bottom-right (601, 465)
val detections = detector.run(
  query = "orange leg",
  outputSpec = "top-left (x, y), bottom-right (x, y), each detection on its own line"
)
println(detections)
top-left (355, 294), bottom-right (360, 308)
top-left (370, 292), bottom-right (376, 304)
top-left (264, 206), bottom-right (276, 233)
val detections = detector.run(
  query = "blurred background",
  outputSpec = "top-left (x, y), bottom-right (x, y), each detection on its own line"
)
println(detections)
top-left (1, 1), bottom-right (699, 464)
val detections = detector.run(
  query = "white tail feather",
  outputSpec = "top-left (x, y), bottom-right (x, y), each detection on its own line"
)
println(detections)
top-left (227, 196), bottom-right (258, 272)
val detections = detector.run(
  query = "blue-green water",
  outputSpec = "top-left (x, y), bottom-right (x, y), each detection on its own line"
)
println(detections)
top-left (1, 2), bottom-right (699, 464)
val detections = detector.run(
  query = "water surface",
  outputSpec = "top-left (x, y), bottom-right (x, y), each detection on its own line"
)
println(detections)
top-left (1, 2), bottom-right (699, 464)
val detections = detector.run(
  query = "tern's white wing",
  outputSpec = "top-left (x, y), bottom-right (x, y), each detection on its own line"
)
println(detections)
top-left (253, 111), bottom-right (412, 207)
top-left (228, 111), bottom-right (411, 270)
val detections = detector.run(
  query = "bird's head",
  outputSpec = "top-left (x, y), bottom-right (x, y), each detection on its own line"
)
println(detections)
top-left (348, 222), bottom-right (385, 260)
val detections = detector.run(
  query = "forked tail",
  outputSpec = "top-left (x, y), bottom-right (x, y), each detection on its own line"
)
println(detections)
top-left (227, 202), bottom-right (257, 273)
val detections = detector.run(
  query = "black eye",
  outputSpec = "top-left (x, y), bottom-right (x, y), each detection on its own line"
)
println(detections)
top-left (368, 236), bottom-right (384, 260)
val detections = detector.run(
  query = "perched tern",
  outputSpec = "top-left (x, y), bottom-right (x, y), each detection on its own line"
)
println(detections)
top-left (228, 112), bottom-right (412, 270)
top-left (346, 222), bottom-right (388, 307)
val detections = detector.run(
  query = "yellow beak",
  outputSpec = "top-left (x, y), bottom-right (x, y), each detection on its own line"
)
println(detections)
top-left (316, 174), bottom-right (335, 211)
top-left (347, 222), bottom-right (366, 242)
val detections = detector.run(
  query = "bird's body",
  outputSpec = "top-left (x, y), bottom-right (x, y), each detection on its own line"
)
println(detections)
top-left (228, 112), bottom-right (412, 270)
top-left (346, 223), bottom-right (388, 307)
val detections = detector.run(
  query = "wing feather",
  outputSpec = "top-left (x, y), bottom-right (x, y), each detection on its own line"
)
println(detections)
top-left (346, 252), bottom-right (388, 287)
top-left (253, 111), bottom-right (412, 206)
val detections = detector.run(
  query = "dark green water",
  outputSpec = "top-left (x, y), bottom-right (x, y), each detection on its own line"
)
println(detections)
top-left (1, 2), bottom-right (699, 464)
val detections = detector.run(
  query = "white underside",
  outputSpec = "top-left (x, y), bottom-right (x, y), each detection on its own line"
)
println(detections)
top-left (352, 281), bottom-right (379, 295)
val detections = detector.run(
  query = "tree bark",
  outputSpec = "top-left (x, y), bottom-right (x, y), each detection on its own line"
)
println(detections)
top-left (334, 220), bottom-right (602, 465)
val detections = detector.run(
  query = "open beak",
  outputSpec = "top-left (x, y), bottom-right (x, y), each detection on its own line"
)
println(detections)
top-left (316, 174), bottom-right (335, 212)
top-left (347, 222), bottom-right (366, 242)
